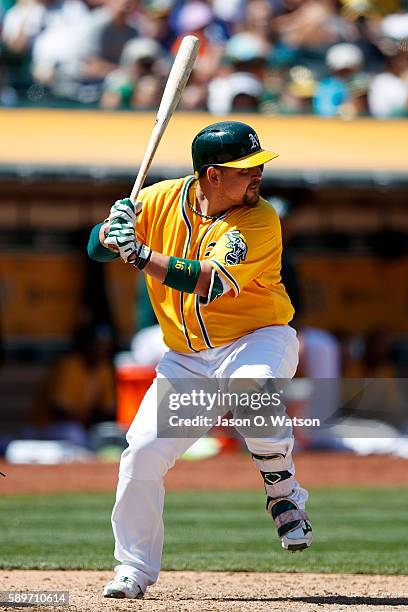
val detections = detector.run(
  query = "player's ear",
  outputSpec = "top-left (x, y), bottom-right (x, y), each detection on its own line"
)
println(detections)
top-left (207, 166), bottom-right (222, 186)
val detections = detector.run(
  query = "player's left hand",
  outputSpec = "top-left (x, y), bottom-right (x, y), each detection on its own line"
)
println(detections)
top-left (104, 219), bottom-right (137, 262)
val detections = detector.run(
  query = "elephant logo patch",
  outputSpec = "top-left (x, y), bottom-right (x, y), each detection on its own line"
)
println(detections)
top-left (224, 230), bottom-right (247, 265)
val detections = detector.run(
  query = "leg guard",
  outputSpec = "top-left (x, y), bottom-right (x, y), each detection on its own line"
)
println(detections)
top-left (251, 452), bottom-right (297, 501)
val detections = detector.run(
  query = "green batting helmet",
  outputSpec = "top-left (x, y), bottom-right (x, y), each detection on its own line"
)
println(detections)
top-left (191, 121), bottom-right (279, 177)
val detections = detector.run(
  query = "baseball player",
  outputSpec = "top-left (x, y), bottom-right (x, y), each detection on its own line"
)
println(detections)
top-left (87, 121), bottom-right (313, 599)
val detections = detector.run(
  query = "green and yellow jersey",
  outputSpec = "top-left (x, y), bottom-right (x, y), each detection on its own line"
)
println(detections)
top-left (137, 176), bottom-right (294, 352)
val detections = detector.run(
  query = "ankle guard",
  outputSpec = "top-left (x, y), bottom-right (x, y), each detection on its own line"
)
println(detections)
top-left (268, 499), bottom-right (309, 537)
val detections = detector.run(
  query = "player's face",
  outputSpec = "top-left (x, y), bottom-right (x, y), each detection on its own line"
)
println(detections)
top-left (218, 165), bottom-right (263, 207)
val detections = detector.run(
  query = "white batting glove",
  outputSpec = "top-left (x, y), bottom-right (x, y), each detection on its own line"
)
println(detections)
top-left (104, 221), bottom-right (137, 262)
top-left (105, 197), bottom-right (151, 267)
top-left (107, 197), bottom-right (142, 231)
top-left (104, 224), bottom-right (152, 268)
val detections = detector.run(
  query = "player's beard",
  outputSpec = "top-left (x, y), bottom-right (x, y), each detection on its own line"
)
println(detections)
top-left (243, 184), bottom-right (260, 207)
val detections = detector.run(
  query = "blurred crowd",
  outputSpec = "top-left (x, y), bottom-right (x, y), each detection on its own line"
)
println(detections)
top-left (0, 0), bottom-right (408, 117)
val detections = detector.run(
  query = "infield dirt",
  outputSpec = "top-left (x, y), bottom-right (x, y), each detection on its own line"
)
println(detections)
top-left (1, 570), bottom-right (407, 612)
top-left (1, 452), bottom-right (408, 495)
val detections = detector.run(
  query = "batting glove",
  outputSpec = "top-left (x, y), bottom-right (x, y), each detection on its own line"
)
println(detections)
top-left (104, 221), bottom-right (137, 262)
top-left (104, 218), bottom-right (152, 269)
top-left (107, 197), bottom-right (142, 230)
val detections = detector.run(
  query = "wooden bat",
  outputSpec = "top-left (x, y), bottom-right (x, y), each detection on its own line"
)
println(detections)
top-left (129, 35), bottom-right (200, 205)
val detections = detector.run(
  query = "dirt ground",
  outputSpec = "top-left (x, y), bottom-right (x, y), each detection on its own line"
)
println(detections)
top-left (0, 570), bottom-right (407, 612)
top-left (1, 452), bottom-right (408, 495)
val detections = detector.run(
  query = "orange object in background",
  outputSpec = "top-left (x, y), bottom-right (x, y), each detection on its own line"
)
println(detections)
top-left (116, 366), bottom-right (156, 428)
top-left (116, 366), bottom-right (240, 452)
top-left (216, 435), bottom-right (240, 453)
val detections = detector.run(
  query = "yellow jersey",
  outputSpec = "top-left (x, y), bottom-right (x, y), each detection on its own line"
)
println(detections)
top-left (137, 176), bottom-right (294, 353)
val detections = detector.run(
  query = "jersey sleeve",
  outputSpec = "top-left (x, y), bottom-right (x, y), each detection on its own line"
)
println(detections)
top-left (134, 178), bottom-right (186, 246)
top-left (207, 208), bottom-right (283, 296)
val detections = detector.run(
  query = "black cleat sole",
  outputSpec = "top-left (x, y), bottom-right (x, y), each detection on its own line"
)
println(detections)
top-left (287, 543), bottom-right (309, 552)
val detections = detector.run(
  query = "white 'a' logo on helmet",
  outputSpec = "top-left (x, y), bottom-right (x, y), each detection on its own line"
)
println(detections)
top-left (249, 133), bottom-right (259, 150)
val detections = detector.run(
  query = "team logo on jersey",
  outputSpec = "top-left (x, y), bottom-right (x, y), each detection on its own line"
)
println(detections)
top-left (249, 133), bottom-right (260, 150)
top-left (224, 230), bottom-right (247, 265)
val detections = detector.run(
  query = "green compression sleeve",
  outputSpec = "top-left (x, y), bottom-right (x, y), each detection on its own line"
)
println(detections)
top-left (87, 223), bottom-right (119, 262)
top-left (163, 256), bottom-right (201, 293)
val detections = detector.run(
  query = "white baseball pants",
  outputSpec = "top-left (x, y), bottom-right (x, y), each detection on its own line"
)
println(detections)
top-left (110, 325), bottom-right (308, 592)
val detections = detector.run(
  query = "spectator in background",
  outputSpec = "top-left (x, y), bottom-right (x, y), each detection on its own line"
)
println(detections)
top-left (212, 0), bottom-right (244, 27)
top-left (1, 0), bottom-right (105, 103)
top-left (340, 0), bottom-right (402, 20)
top-left (136, 0), bottom-right (176, 51)
top-left (1, 0), bottom-right (51, 98)
top-left (29, 0), bottom-right (91, 86)
top-left (368, 13), bottom-right (408, 118)
top-left (276, 64), bottom-right (316, 114)
top-left (101, 36), bottom-right (167, 109)
top-left (131, 72), bottom-right (164, 108)
top-left (313, 43), bottom-right (369, 117)
top-left (272, 0), bottom-right (359, 59)
top-left (1, 0), bottom-right (45, 56)
top-left (31, 0), bottom-right (139, 103)
top-left (172, 1), bottom-right (226, 110)
top-left (207, 32), bottom-right (269, 114)
top-left (244, 0), bottom-right (274, 45)
top-left (80, 0), bottom-right (139, 81)
top-left (224, 31), bottom-right (271, 80)
top-left (227, 72), bottom-right (263, 112)
top-left (1, 0), bottom-right (407, 116)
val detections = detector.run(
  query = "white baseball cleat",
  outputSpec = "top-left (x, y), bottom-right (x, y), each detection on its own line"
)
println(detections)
top-left (269, 499), bottom-right (313, 552)
top-left (103, 576), bottom-right (143, 599)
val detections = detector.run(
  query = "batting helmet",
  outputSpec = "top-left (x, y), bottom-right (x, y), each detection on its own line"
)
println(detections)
top-left (191, 121), bottom-right (279, 177)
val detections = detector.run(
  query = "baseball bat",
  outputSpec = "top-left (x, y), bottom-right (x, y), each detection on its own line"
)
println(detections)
top-left (129, 35), bottom-right (200, 204)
